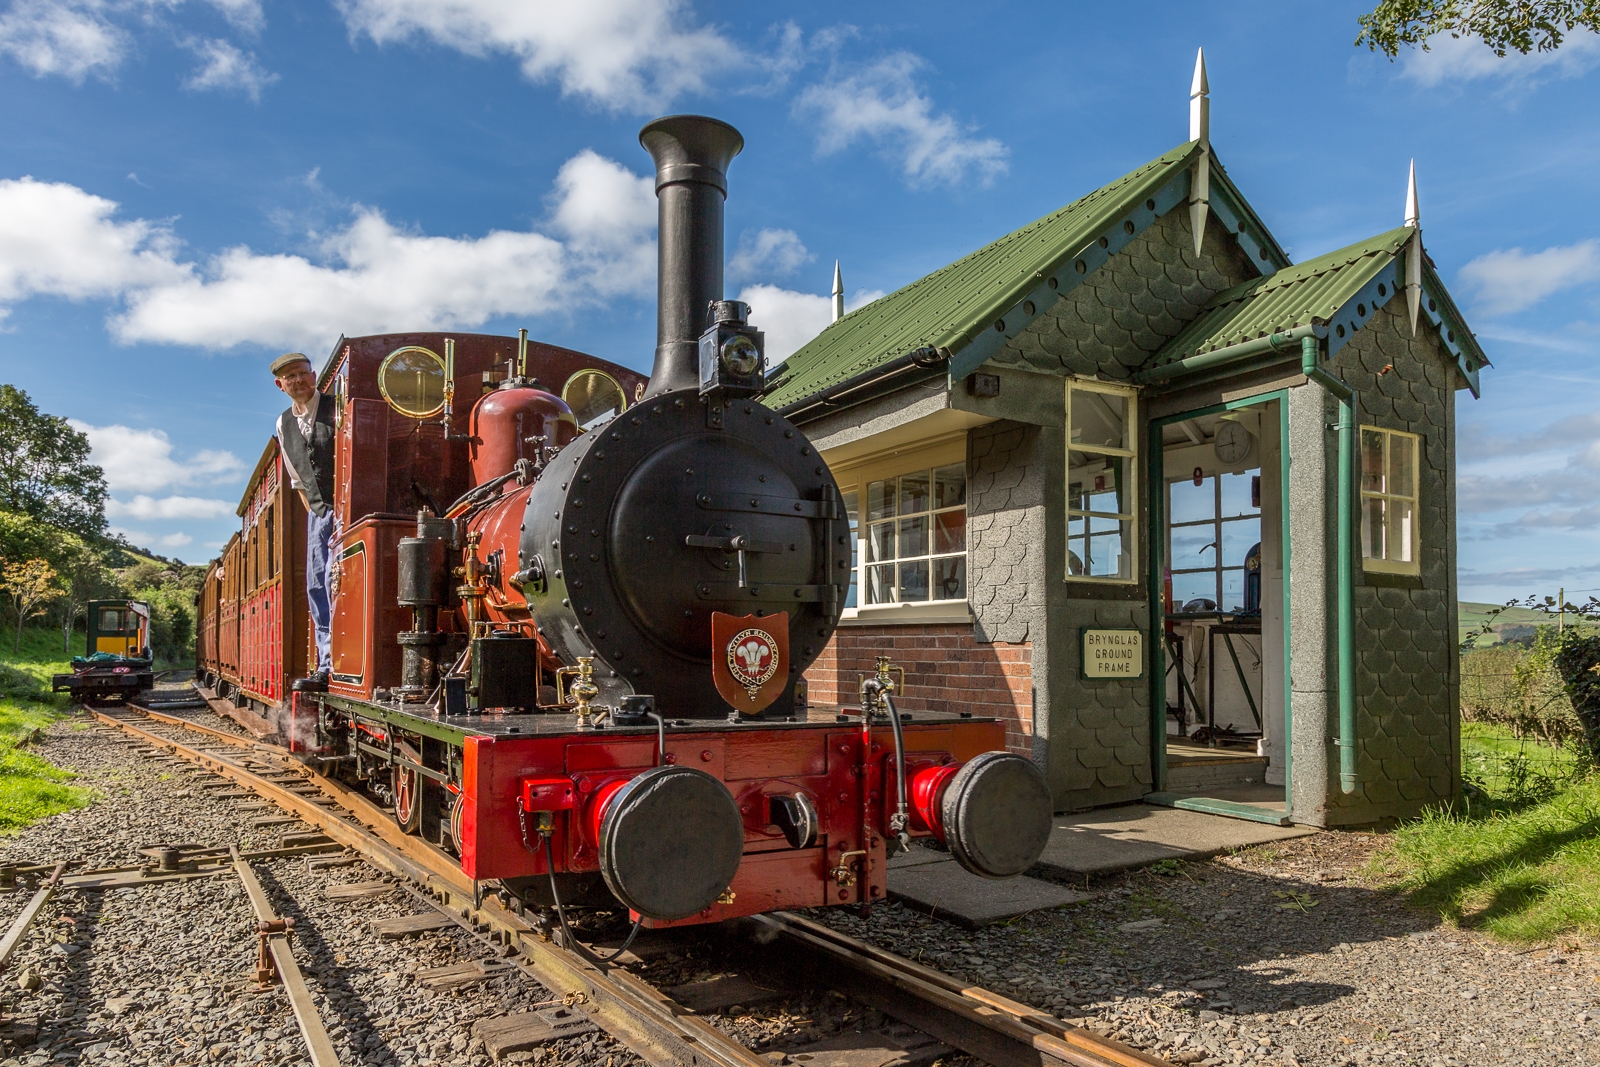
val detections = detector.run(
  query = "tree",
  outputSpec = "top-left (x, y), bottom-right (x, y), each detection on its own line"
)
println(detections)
top-left (55, 541), bottom-right (117, 653)
top-left (1358, 0), bottom-right (1600, 57)
top-left (2, 558), bottom-right (61, 653)
top-left (0, 384), bottom-right (108, 538)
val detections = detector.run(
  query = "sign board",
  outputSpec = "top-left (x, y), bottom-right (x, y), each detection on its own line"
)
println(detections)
top-left (1081, 628), bottom-right (1144, 679)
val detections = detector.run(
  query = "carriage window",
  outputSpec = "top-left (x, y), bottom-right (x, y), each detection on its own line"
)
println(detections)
top-left (1361, 426), bottom-right (1421, 575)
top-left (1067, 379), bottom-right (1138, 582)
top-left (562, 369), bottom-right (629, 431)
top-left (863, 464), bottom-right (967, 605)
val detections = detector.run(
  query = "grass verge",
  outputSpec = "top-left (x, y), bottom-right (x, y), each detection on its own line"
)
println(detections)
top-left (1372, 726), bottom-right (1599, 942)
top-left (0, 626), bottom-right (91, 833)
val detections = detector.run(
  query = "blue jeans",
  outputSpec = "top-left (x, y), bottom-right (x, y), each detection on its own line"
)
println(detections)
top-left (307, 508), bottom-right (335, 674)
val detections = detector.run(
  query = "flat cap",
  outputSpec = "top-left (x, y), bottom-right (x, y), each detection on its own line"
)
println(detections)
top-left (270, 352), bottom-right (313, 376)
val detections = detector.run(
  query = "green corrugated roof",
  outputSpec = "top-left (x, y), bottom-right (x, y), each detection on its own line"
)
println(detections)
top-left (763, 141), bottom-right (1204, 409)
top-left (1147, 227), bottom-right (1412, 367)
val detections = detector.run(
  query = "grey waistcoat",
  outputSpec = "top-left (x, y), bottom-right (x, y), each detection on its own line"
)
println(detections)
top-left (276, 393), bottom-right (336, 517)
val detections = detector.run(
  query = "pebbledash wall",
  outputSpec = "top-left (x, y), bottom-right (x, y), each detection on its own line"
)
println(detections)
top-left (1287, 297), bottom-right (1460, 827)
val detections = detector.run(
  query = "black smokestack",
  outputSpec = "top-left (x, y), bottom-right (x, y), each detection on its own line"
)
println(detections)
top-left (639, 115), bottom-right (744, 398)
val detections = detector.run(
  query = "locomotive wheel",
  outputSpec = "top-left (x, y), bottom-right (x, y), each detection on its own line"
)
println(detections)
top-left (446, 790), bottom-right (465, 855)
top-left (941, 751), bottom-right (1053, 879)
top-left (392, 759), bottom-right (422, 834)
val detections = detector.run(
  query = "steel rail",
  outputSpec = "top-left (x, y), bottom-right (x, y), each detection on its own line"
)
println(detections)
top-left (230, 844), bottom-right (344, 1067)
top-left (753, 913), bottom-right (1172, 1067)
top-left (99, 707), bottom-right (768, 1067)
top-left (0, 861), bottom-right (68, 975)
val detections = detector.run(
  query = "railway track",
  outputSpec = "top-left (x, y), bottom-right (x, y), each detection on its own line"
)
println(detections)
top-left (25, 698), bottom-right (1171, 1067)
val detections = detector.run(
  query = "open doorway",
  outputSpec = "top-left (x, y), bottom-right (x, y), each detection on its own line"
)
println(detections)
top-left (1152, 396), bottom-right (1289, 824)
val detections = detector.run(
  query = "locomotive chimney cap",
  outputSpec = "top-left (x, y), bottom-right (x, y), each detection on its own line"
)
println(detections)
top-left (639, 115), bottom-right (744, 194)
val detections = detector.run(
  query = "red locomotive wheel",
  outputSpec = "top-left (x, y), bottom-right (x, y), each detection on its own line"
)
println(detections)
top-left (392, 761), bottom-right (422, 834)
top-left (447, 790), bottom-right (465, 854)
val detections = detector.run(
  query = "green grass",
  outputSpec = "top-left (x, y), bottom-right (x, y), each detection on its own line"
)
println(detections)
top-left (1460, 722), bottom-right (1583, 801)
top-left (1373, 727), bottom-right (1599, 943)
top-left (0, 626), bottom-right (90, 833)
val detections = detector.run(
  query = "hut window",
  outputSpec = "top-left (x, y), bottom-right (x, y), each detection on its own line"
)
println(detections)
top-left (861, 463), bottom-right (968, 605)
top-left (1066, 379), bottom-right (1138, 582)
top-left (1359, 426), bottom-right (1421, 575)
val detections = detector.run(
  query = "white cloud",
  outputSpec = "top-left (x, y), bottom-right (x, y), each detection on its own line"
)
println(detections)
top-left (107, 494), bottom-right (237, 520)
top-left (796, 53), bottom-right (1008, 188)
top-left (0, 151), bottom-right (659, 350)
top-left (69, 421), bottom-right (244, 493)
top-left (182, 36), bottom-right (276, 99)
top-left (0, 0), bottom-right (124, 83)
top-left (1401, 31), bottom-right (1600, 87)
top-left (157, 531), bottom-right (194, 547)
top-left (729, 228), bottom-right (812, 281)
top-left (335, 0), bottom-right (732, 112)
top-left (737, 282), bottom-right (883, 365)
top-left (1458, 239), bottom-right (1600, 316)
top-left (0, 1), bottom-right (268, 83)
top-left (0, 177), bottom-right (188, 304)
top-left (202, 0), bottom-right (262, 34)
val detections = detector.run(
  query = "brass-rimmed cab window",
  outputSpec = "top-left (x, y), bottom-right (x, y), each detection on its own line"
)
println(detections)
top-left (1066, 378), bottom-right (1138, 582)
top-left (562, 369), bottom-right (628, 431)
top-left (378, 346), bottom-right (447, 418)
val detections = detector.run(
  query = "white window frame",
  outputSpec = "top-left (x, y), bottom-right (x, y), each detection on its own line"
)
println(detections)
top-left (1360, 424), bottom-right (1421, 576)
top-left (829, 434), bottom-right (973, 625)
top-left (1066, 377), bottom-right (1139, 583)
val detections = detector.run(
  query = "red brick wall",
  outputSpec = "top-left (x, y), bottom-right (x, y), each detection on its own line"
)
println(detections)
top-left (803, 624), bottom-right (1034, 756)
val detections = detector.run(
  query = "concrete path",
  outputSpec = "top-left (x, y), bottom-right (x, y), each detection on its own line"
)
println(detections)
top-left (884, 803), bottom-right (1313, 927)
top-left (1036, 802), bottom-right (1315, 876)
top-left (885, 844), bottom-right (1092, 929)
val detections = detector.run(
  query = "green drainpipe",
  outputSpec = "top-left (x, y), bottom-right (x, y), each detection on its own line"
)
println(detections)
top-left (1299, 336), bottom-right (1359, 795)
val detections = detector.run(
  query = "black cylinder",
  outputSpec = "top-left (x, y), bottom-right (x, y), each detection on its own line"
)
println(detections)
top-left (639, 115), bottom-right (744, 398)
top-left (398, 537), bottom-right (445, 607)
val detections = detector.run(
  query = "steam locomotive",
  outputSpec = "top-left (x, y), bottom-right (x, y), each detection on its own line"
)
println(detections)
top-left (197, 116), bottom-right (1052, 929)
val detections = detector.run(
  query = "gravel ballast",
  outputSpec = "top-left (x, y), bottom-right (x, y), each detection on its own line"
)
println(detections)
top-left (0, 692), bottom-right (642, 1067)
top-left (5, 689), bottom-right (1597, 1067)
top-left (819, 834), bottom-right (1599, 1066)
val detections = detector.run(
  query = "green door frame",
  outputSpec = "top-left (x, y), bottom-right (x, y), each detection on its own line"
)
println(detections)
top-left (1146, 389), bottom-right (1293, 819)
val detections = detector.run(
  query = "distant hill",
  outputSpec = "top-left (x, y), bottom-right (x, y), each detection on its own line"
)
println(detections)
top-left (1460, 600), bottom-right (1595, 649)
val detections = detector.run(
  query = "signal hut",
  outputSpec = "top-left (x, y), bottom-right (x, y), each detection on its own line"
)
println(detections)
top-left (768, 56), bottom-right (1488, 828)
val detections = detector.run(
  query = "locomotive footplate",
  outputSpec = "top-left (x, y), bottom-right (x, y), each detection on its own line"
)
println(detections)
top-left (301, 693), bottom-right (1051, 928)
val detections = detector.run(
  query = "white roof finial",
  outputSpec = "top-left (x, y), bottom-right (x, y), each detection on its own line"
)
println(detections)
top-left (1404, 159), bottom-right (1420, 228)
top-left (1190, 47), bottom-right (1209, 143)
top-left (1188, 47), bottom-right (1211, 257)
top-left (1404, 160), bottom-right (1423, 335)
top-left (831, 260), bottom-right (844, 323)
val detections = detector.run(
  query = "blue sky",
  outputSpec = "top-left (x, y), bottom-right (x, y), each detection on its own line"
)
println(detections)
top-left (0, 0), bottom-right (1596, 604)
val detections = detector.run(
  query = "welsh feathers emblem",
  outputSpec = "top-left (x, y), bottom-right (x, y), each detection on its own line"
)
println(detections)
top-left (711, 611), bottom-right (789, 713)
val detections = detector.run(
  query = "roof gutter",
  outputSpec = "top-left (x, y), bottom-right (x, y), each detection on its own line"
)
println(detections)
top-left (773, 346), bottom-right (950, 423)
top-left (1130, 323), bottom-right (1319, 385)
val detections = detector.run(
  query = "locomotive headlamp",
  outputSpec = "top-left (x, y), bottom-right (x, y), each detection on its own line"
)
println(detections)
top-left (699, 300), bottom-right (764, 399)
top-left (720, 333), bottom-right (761, 377)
